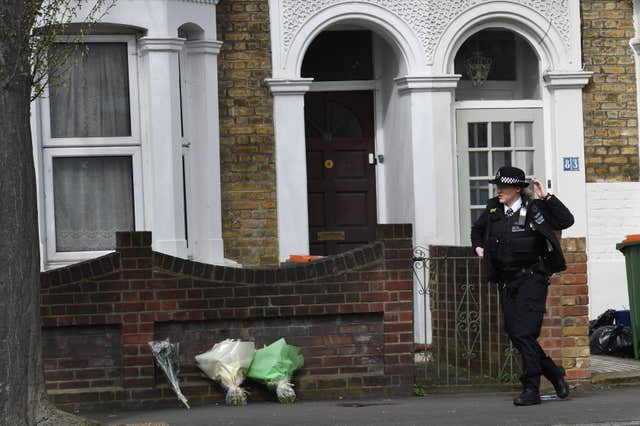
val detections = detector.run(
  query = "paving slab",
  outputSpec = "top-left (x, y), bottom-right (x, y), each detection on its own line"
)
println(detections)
top-left (591, 355), bottom-right (640, 374)
top-left (84, 385), bottom-right (640, 426)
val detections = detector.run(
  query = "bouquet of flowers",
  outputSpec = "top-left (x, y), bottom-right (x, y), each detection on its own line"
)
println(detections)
top-left (195, 339), bottom-right (255, 405)
top-left (247, 338), bottom-right (304, 403)
top-left (148, 339), bottom-right (190, 409)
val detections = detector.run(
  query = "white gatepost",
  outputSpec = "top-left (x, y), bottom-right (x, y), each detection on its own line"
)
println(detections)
top-left (543, 71), bottom-right (593, 238)
top-left (265, 78), bottom-right (314, 262)
top-left (138, 38), bottom-right (188, 258)
top-left (396, 75), bottom-right (460, 344)
top-left (185, 40), bottom-right (225, 264)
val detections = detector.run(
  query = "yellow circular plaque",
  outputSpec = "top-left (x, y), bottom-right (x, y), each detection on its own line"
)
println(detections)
top-left (324, 159), bottom-right (334, 169)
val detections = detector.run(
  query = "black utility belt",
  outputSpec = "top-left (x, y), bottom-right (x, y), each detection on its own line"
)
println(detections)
top-left (499, 264), bottom-right (545, 283)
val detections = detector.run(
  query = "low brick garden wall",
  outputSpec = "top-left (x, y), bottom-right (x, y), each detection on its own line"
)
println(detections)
top-left (40, 225), bottom-right (414, 411)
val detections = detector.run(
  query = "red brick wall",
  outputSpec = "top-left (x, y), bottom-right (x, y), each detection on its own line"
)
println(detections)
top-left (41, 225), bottom-right (414, 411)
top-left (548, 238), bottom-right (590, 381)
top-left (43, 325), bottom-right (122, 390)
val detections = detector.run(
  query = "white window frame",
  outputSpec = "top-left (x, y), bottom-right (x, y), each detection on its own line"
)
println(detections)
top-left (40, 35), bottom-right (141, 148)
top-left (38, 34), bottom-right (144, 266)
top-left (43, 146), bottom-right (145, 264)
top-left (455, 104), bottom-right (545, 245)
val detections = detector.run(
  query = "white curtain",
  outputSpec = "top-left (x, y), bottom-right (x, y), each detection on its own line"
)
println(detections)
top-left (53, 156), bottom-right (134, 251)
top-left (49, 43), bottom-right (131, 138)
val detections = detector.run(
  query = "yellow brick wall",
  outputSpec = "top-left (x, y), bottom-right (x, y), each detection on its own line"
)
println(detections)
top-left (217, 0), bottom-right (278, 265)
top-left (581, 0), bottom-right (639, 182)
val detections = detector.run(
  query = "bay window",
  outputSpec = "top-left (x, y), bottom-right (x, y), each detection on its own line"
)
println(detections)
top-left (40, 35), bottom-right (142, 265)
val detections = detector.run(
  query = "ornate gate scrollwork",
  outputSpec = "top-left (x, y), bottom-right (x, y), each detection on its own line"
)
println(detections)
top-left (413, 246), bottom-right (519, 387)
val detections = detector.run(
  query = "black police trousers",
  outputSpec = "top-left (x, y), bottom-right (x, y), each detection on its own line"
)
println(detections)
top-left (499, 270), bottom-right (561, 391)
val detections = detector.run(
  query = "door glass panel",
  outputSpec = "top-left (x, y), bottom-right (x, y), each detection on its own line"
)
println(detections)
top-left (491, 122), bottom-right (511, 147)
top-left (458, 109), bottom-right (543, 246)
top-left (492, 151), bottom-right (512, 171)
top-left (470, 181), bottom-right (489, 205)
top-left (304, 100), bottom-right (325, 138)
top-left (469, 152), bottom-right (488, 177)
top-left (515, 151), bottom-right (534, 175)
top-left (467, 123), bottom-right (487, 148)
top-left (514, 122), bottom-right (533, 147)
top-left (329, 103), bottom-right (362, 138)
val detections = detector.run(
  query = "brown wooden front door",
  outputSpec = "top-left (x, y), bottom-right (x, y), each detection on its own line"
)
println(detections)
top-left (305, 91), bottom-right (377, 256)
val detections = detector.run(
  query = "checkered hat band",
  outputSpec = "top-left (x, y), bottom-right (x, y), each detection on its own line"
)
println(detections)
top-left (498, 176), bottom-right (527, 185)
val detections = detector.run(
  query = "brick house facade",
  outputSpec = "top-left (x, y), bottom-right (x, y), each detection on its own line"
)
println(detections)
top-left (25, 0), bottom-right (640, 409)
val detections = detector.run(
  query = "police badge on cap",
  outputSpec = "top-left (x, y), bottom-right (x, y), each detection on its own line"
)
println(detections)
top-left (488, 166), bottom-right (530, 187)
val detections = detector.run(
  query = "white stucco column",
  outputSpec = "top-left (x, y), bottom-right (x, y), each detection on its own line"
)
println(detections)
top-left (396, 75), bottom-right (460, 344)
top-left (396, 76), bottom-right (461, 249)
top-left (543, 71), bottom-right (593, 238)
top-left (265, 78), bottom-right (314, 262)
top-left (185, 39), bottom-right (225, 264)
top-left (138, 38), bottom-right (188, 258)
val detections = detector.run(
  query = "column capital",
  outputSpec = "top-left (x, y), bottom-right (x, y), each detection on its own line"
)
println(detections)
top-left (185, 40), bottom-right (223, 55)
top-left (395, 75), bottom-right (461, 94)
top-left (543, 71), bottom-right (593, 89)
top-left (138, 37), bottom-right (185, 53)
top-left (265, 78), bottom-right (314, 95)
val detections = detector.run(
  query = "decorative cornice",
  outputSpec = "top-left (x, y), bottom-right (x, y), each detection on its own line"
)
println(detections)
top-left (395, 75), bottom-right (461, 93)
top-left (138, 38), bottom-right (185, 53)
top-left (185, 40), bottom-right (223, 55)
top-left (280, 0), bottom-right (571, 64)
top-left (265, 78), bottom-right (314, 95)
top-left (543, 71), bottom-right (593, 89)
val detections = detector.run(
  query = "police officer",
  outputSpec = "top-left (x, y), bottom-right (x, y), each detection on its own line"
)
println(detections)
top-left (471, 166), bottom-right (574, 406)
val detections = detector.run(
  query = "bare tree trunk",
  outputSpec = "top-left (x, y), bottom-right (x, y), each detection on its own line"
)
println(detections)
top-left (0, 1), bottom-right (100, 425)
top-left (0, 2), bottom-right (45, 423)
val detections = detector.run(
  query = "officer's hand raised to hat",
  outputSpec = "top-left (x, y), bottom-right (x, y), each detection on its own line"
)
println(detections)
top-left (530, 177), bottom-right (548, 199)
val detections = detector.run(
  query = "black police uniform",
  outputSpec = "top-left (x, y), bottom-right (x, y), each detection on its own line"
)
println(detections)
top-left (471, 192), bottom-right (574, 404)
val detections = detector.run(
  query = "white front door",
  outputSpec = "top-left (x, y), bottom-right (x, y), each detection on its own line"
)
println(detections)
top-left (456, 108), bottom-right (544, 244)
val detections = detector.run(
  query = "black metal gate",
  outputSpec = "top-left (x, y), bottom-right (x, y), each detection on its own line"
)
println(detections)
top-left (413, 246), bottom-right (520, 388)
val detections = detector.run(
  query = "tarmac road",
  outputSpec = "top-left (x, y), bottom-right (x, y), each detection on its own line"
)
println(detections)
top-left (85, 385), bottom-right (640, 426)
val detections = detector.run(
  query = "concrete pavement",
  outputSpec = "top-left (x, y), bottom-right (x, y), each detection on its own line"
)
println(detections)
top-left (85, 385), bottom-right (640, 426)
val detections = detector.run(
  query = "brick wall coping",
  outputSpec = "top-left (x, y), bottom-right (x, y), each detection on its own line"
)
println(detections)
top-left (41, 224), bottom-right (413, 287)
top-left (152, 243), bottom-right (384, 284)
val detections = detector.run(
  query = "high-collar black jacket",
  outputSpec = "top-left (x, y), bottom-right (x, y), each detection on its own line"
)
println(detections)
top-left (471, 194), bottom-right (575, 282)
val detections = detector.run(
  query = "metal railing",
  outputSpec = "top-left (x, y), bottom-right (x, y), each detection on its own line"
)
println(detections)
top-left (413, 246), bottom-right (519, 387)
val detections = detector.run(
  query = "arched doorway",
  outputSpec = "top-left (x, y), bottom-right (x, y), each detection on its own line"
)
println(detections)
top-left (301, 30), bottom-right (379, 256)
top-left (454, 29), bottom-right (545, 243)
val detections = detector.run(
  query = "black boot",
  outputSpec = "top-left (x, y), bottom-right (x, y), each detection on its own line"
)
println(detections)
top-left (550, 366), bottom-right (570, 399)
top-left (513, 388), bottom-right (541, 406)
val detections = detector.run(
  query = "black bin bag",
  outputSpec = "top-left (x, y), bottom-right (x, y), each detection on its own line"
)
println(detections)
top-left (589, 324), bottom-right (634, 358)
